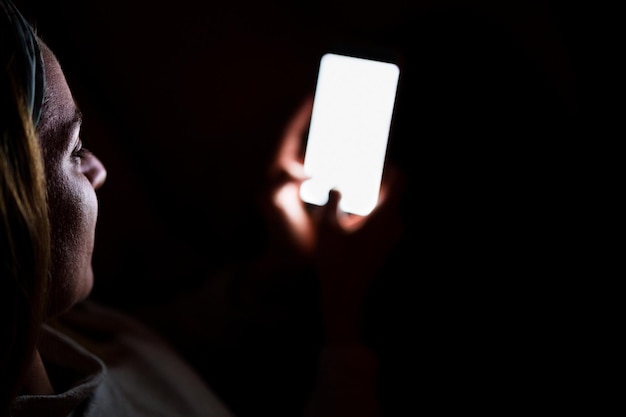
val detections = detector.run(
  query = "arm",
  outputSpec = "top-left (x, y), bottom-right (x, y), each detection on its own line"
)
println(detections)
top-left (261, 97), bottom-right (405, 416)
top-left (303, 170), bottom-right (404, 417)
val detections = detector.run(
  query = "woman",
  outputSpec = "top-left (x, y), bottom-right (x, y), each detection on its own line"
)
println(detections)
top-left (1, 1), bottom-right (405, 416)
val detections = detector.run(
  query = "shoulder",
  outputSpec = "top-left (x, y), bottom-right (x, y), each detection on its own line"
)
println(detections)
top-left (47, 299), bottom-right (235, 417)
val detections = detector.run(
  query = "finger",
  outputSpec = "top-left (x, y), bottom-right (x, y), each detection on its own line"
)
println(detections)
top-left (278, 94), bottom-right (314, 163)
top-left (387, 166), bottom-right (407, 203)
top-left (322, 188), bottom-right (342, 228)
top-left (376, 164), bottom-right (407, 215)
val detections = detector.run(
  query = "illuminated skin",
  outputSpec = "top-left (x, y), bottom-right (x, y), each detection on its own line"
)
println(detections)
top-left (262, 96), bottom-right (405, 342)
top-left (262, 95), bottom-right (400, 260)
top-left (37, 43), bottom-right (107, 317)
top-left (20, 41), bottom-right (106, 396)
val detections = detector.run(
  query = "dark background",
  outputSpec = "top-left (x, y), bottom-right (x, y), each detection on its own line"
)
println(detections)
top-left (14, 0), bottom-right (608, 415)
top-left (14, 0), bottom-right (592, 304)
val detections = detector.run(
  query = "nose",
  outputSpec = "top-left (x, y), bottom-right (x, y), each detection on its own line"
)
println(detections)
top-left (82, 151), bottom-right (107, 190)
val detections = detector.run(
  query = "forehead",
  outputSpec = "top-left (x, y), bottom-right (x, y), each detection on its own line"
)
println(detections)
top-left (37, 42), bottom-right (81, 142)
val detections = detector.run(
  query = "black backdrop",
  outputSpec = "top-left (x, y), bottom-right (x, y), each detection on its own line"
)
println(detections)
top-left (15, 0), bottom-right (587, 305)
top-left (12, 0), bottom-right (606, 415)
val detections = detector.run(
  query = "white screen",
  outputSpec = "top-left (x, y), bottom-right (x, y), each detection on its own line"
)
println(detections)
top-left (300, 53), bottom-right (400, 215)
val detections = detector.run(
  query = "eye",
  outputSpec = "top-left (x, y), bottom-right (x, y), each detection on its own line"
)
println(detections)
top-left (71, 139), bottom-right (90, 161)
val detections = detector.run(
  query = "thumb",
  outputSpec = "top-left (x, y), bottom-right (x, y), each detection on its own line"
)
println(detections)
top-left (322, 189), bottom-right (342, 228)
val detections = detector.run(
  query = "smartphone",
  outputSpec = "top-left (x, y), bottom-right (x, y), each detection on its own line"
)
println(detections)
top-left (299, 52), bottom-right (400, 216)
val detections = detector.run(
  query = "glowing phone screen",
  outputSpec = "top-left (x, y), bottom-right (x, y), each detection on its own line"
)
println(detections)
top-left (300, 53), bottom-right (400, 215)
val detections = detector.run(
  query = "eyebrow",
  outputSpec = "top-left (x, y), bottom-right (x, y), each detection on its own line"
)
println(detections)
top-left (50, 106), bottom-right (83, 150)
top-left (60, 107), bottom-right (83, 136)
top-left (70, 107), bottom-right (83, 127)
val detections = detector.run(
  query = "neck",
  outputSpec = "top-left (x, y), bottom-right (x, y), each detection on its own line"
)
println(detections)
top-left (20, 349), bottom-right (54, 396)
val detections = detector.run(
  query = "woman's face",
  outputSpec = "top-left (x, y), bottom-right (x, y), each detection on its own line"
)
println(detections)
top-left (36, 43), bottom-right (106, 316)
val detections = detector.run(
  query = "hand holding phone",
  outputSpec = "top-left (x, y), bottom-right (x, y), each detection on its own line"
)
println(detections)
top-left (300, 52), bottom-right (400, 216)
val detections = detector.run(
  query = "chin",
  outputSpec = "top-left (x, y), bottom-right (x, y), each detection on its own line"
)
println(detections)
top-left (76, 266), bottom-right (95, 303)
top-left (46, 265), bottom-right (95, 319)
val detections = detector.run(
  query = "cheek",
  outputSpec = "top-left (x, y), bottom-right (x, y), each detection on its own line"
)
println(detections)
top-left (46, 167), bottom-right (99, 315)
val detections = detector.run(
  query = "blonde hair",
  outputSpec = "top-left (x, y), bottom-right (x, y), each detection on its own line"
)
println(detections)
top-left (1, 1), bottom-right (51, 412)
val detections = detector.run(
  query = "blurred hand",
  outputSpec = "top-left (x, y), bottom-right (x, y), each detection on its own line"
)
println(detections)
top-left (258, 95), bottom-right (318, 262)
top-left (260, 94), bottom-right (406, 342)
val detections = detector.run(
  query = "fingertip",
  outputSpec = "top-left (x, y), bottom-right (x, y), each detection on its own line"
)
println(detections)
top-left (323, 188), bottom-right (341, 222)
top-left (383, 166), bottom-right (408, 202)
top-left (328, 188), bottom-right (341, 202)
